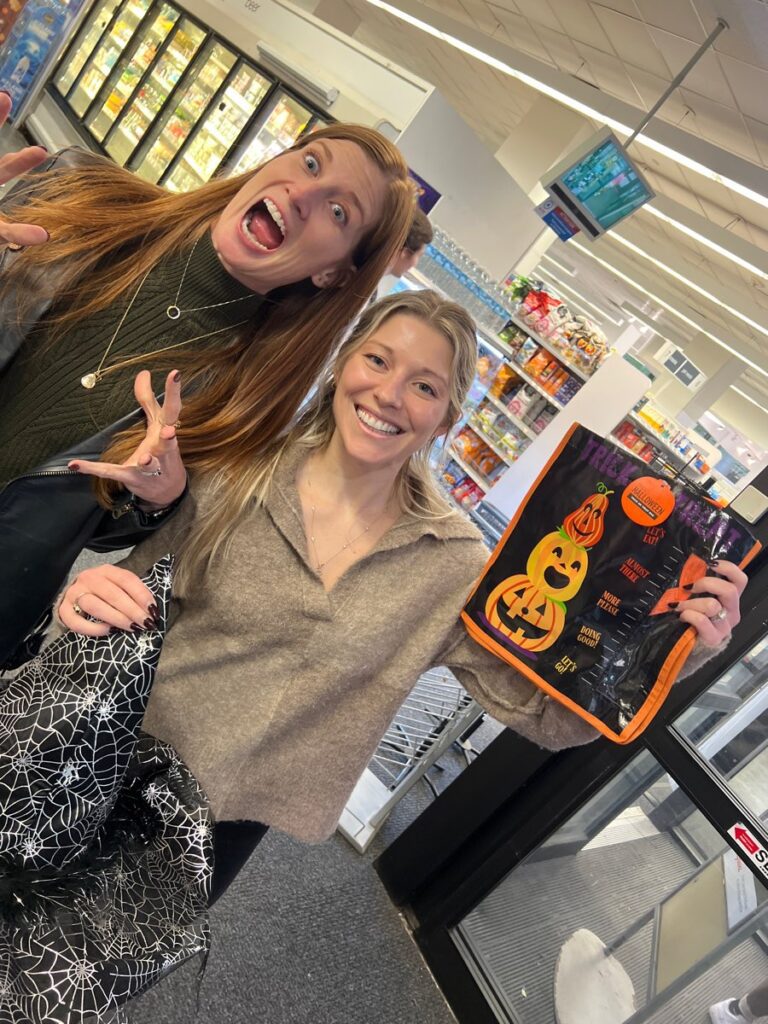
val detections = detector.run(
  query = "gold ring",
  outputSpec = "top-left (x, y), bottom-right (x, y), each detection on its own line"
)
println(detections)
top-left (72, 593), bottom-right (89, 617)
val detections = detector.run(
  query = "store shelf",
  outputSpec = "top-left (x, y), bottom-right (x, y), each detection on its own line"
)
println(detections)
top-left (224, 88), bottom-right (255, 115)
top-left (449, 450), bottom-right (489, 491)
top-left (503, 311), bottom-right (590, 382)
top-left (467, 421), bottom-right (518, 467)
top-left (483, 392), bottom-right (537, 441)
top-left (626, 411), bottom-right (706, 471)
top-left (202, 123), bottom-right (231, 149)
top-left (180, 152), bottom-right (208, 179)
top-left (135, 100), bottom-right (155, 121)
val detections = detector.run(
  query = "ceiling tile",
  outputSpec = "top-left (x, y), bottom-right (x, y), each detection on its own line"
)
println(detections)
top-left (622, 64), bottom-right (691, 120)
top-left (509, 0), bottom-right (563, 31)
top-left (488, 6), bottom-right (558, 62)
top-left (693, 0), bottom-right (768, 68)
top-left (541, 0), bottom-right (615, 52)
top-left (645, 26), bottom-right (734, 106)
top-left (678, 88), bottom-right (761, 164)
top-left (718, 54), bottom-right (768, 126)
top-left (532, 24), bottom-right (586, 73)
top-left (633, 0), bottom-right (706, 41)
top-left (590, 5), bottom-right (672, 78)
top-left (744, 115), bottom-right (768, 169)
top-left (590, 0), bottom-right (642, 18)
top-left (572, 40), bottom-right (645, 102)
top-left (456, 0), bottom-right (505, 34)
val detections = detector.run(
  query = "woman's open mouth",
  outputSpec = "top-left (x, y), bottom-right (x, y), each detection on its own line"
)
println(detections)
top-left (355, 405), bottom-right (403, 437)
top-left (242, 198), bottom-right (286, 252)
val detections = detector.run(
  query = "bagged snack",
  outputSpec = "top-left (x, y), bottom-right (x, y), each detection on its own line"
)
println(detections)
top-left (462, 424), bottom-right (761, 744)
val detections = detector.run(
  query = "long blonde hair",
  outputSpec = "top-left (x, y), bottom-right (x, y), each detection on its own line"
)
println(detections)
top-left (1, 123), bottom-right (414, 495)
top-left (174, 289), bottom-right (478, 593)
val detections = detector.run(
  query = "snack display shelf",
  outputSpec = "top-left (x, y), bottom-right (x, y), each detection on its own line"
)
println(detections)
top-left (483, 392), bottom-right (537, 441)
top-left (449, 450), bottom-right (489, 492)
top-left (627, 411), bottom-right (706, 470)
top-left (504, 311), bottom-right (589, 382)
top-left (493, 336), bottom-right (566, 409)
top-left (467, 420), bottom-right (517, 467)
top-left (610, 430), bottom-right (707, 481)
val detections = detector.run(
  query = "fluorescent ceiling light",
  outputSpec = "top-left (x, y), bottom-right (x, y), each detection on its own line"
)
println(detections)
top-left (570, 239), bottom-right (768, 381)
top-left (611, 234), bottom-right (768, 341)
top-left (620, 302), bottom-right (684, 348)
top-left (730, 385), bottom-right (768, 416)
top-left (364, 0), bottom-right (768, 211)
top-left (644, 204), bottom-right (768, 282)
top-left (541, 254), bottom-right (576, 277)
top-left (536, 268), bottom-right (623, 325)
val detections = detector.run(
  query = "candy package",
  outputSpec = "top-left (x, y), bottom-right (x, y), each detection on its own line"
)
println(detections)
top-left (462, 424), bottom-right (761, 744)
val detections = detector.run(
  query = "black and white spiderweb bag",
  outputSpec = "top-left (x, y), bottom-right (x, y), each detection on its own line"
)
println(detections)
top-left (0, 555), bottom-right (213, 1024)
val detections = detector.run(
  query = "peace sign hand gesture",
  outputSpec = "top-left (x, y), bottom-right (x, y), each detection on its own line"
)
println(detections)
top-left (0, 92), bottom-right (50, 249)
top-left (69, 369), bottom-right (187, 509)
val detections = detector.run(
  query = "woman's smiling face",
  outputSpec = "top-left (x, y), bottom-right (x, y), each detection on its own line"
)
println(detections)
top-left (211, 138), bottom-right (388, 294)
top-left (332, 313), bottom-right (454, 471)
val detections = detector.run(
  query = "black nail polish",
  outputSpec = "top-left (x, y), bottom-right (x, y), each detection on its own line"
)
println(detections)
top-left (130, 622), bottom-right (143, 633)
top-left (144, 616), bottom-right (158, 630)
top-left (668, 601), bottom-right (679, 609)
top-left (172, 370), bottom-right (181, 383)
top-left (148, 604), bottom-right (158, 619)
top-left (0, 90), bottom-right (11, 99)
top-left (682, 583), bottom-right (694, 591)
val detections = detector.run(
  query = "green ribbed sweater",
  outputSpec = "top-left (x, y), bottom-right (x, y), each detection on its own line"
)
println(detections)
top-left (0, 231), bottom-right (264, 487)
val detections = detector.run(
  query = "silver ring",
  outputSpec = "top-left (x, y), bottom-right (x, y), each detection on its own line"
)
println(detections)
top-left (138, 468), bottom-right (163, 477)
top-left (711, 608), bottom-right (728, 623)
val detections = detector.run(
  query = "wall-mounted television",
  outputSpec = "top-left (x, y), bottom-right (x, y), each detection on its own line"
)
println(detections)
top-left (541, 128), bottom-right (655, 239)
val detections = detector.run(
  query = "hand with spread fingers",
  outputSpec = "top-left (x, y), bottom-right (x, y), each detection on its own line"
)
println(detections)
top-left (676, 559), bottom-right (748, 647)
top-left (69, 369), bottom-right (187, 509)
top-left (0, 92), bottom-right (51, 249)
top-left (58, 564), bottom-right (158, 637)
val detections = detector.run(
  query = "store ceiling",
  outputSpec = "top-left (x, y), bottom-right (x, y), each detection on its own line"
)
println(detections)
top-left (302, 0), bottom-right (768, 414)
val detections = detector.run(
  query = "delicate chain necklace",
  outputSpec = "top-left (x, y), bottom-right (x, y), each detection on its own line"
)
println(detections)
top-left (80, 237), bottom-right (256, 390)
top-left (306, 471), bottom-right (393, 578)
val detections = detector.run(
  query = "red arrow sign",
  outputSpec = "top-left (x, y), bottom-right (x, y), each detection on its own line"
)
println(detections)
top-left (734, 827), bottom-right (760, 855)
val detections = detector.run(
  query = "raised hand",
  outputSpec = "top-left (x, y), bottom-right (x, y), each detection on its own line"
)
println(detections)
top-left (0, 92), bottom-right (50, 248)
top-left (677, 559), bottom-right (748, 647)
top-left (69, 369), bottom-right (187, 509)
top-left (58, 563), bottom-right (157, 637)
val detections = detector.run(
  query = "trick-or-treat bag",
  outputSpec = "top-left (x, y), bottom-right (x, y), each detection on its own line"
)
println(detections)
top-left (462, 424), bottom-right (761, 744)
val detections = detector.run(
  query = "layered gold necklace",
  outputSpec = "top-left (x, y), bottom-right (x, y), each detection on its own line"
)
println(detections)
top-left (80, 237), bottom-right (257, 390)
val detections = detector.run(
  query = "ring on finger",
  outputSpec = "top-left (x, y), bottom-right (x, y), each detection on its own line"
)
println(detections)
top-left (73, 593), bottom-right (90, 617)
top-left (711, 608), bottom-right (728, 623)
top-left (138, 467), bottom-right (163, 477)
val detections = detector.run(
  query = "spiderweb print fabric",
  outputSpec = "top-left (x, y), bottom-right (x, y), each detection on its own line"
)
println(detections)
top-left (0, 556), bottom-right (213, 1023)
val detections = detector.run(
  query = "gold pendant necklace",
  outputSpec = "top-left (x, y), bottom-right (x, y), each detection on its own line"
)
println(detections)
top-left (80, 236), bottom-right (256, 390)
top-left (306, 471), bottom-right (392, 577)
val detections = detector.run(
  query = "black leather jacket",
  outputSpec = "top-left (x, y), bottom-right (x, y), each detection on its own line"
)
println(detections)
top-left (0, 147), bottom-right (181, 667)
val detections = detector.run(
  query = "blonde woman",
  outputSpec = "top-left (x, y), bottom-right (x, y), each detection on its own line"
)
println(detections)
top-left (59, 290), bottom-right (747, 902)
top-left (0, 95), bottom-right (414, 667)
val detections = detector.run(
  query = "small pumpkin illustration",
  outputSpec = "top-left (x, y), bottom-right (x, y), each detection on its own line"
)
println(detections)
top-left (526, 529), bottom-right (588, 601)
top-left (562, 484), bottom-right (613, 548)
top-left (485, 575), bottom-right (565, 652)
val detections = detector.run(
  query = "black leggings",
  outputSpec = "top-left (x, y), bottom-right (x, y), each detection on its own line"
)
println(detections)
top-left (210, 820), bottom-right (269, 906)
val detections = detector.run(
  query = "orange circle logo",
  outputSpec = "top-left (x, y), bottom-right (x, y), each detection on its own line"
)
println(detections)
top-left (621, 476), bottom-right (675, 527)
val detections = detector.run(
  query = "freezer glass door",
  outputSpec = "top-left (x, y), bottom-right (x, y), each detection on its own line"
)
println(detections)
top-left (229, 91), bottom-right (311, 175)
top-left (164, 61), bottom-right (271, 192)
top-left (54, 0), bottom-right (123, 97)
top-left (132, 41), bottom-right (236, 183)
top-left (105, 17), bottom-right (206, 166)
top-left (67, 0), bottom-right (151, 118)
top-left (85, 2), bottom-right (179, 142)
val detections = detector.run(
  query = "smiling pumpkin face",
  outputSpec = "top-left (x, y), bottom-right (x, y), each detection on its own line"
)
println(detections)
top-left (562, 491), bottom-right (611, 548)
top-left (526, 531), bottom-right (588, 601)
top-left (485, 575), bottom-right (565, 652)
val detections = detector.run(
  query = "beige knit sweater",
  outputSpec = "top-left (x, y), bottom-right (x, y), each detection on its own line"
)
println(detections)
top-left (119, 446), bottom-right (720, 842)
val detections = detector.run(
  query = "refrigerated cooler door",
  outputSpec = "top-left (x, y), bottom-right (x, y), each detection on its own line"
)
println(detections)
top-left (85, 2), bottom-right (180, 142)
top-left (131, 41), bottom-right (236, 183)
top-left (104, 17), bottom-right (206, 166)
top-left (164, 61), bottom-right (271, 192)
top-left (67, 0), bottom-right (152, 118)
top-left (228, 91), bottom-right (312, 175)
top-left (53, 0), bottom-right (123, 97)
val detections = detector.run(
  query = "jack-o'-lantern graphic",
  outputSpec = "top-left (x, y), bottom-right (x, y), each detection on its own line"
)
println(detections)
top-left (485, 576), bottom-right (565, 652)
top-left (526, 529), bottom-right (588, 601)
top-left (562, 484), bottom-right (613, 548)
